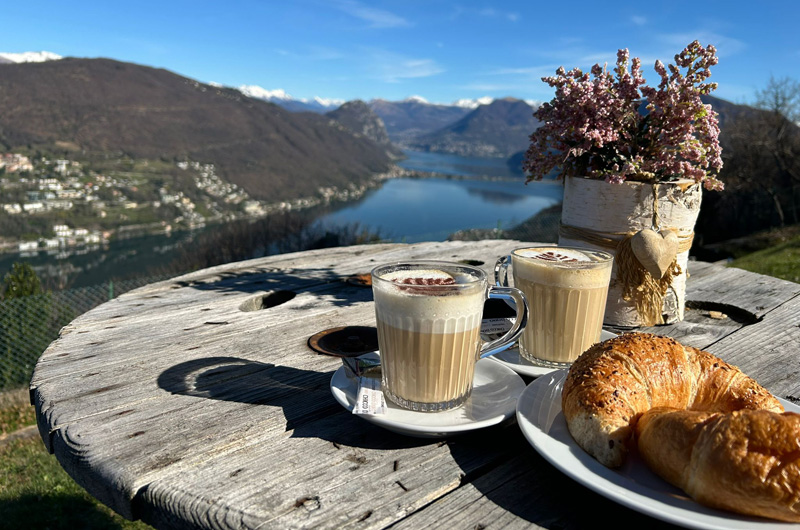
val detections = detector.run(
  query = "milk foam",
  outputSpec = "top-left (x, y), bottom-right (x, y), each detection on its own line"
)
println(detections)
top-left (380, 269), bottom-right (459, 283)
top-left (374, 268), bottom-right (485, 329)
top-left (512, 247), bottom-right (611, 288)
top-left (515, 248), bottom-right (593, 262)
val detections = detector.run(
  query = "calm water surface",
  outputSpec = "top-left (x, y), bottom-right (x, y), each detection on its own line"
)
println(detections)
top-left (315, 149), bottom-right (561, 242)
top-left (0, 230), bottom-right (204, 288)
top-left (397, 149), bottom-right (525, 179)
top-left (315, 177), bottom-right (562, 242)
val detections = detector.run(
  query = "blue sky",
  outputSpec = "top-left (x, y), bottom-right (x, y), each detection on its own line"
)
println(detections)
top-left (3, 1), bottom-right (798, 105)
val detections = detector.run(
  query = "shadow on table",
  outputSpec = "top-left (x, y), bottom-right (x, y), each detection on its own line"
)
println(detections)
top-left (174, 266), bottom-right (375, 309)
top-left (444, 428), bottom-right (677, 528)
top-left (156, 356), bottom-right (430, 450)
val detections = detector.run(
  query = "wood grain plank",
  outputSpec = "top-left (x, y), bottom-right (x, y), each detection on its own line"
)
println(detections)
top-left (705, 294), bottom-right (800, 400)
top-left (391, 446), bottom-right (679, 530)
top-left (134, 420), bottom-right (521, 530)
top-left (684, 261), bottom-right (800, 318)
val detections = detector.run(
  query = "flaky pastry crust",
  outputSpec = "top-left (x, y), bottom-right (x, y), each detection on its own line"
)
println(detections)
top-left (561, 332), bottom-right (782, 467)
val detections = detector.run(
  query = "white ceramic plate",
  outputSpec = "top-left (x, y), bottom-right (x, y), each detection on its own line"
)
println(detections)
top-left (330, 357), bottom-right (526, 438)
top-left (490, 330), bottom-right (617, 378)
top-left (516, 369), bottom-right (800, 530)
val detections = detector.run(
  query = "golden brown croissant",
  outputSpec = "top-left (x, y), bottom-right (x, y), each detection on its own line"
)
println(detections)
top-left (636, 407), bottom-right (800, 522)
top-left (561, 332), bottom-right (783, 468)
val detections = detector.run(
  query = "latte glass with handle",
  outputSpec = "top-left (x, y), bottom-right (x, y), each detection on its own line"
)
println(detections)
top-left (495, 246), bottom-right (613, 366)
top-left (371, 261), bottom-right (528, 413)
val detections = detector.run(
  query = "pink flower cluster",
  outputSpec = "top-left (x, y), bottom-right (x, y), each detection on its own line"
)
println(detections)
top-left (524, 41), bottom-right (724, 190)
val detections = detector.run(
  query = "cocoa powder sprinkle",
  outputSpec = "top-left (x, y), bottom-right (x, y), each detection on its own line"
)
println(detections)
top-left (536, 251), bottom-right (579, 262)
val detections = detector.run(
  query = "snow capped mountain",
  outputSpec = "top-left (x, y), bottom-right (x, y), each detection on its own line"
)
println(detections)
top-left (225, 78), bottom-right (545, 118)
top-left (452, 96), bottom-right (495, 109)
top-left (230, 81), bottom-right (538, 116)
top-left (399, 95), bottom-right (539, 110)
top-left (0, 51), bottom-right (62, 64)
top-left (453, 97), bottom-right (542, 109)
top-left (401, 95), bottom-right (503, 109)
top-left (313, 96), bottom-right (345, 108)
top-left (238, 85), bottom-right (344, 113)
top-left (403, 95), bottom-right (429, 104)
top-left (239, 85), bottom-right (293, 101)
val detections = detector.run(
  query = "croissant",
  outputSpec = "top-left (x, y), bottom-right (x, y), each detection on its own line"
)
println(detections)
top-left (560, 332), bottom-right (783, 468)
top-left (636, 407), bottom-right (800, 522)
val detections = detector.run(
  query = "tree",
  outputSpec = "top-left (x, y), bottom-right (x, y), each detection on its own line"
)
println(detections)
top-left (754, 76), bottom-right (800, 205)
top-left (698, 77), bottom-right (800, 243)
top-left (0, 263), bottom-right (48, 387)
top-left (2, 262), bottom-right (43, 300)
top-left (756, 76), bottom-right (800, 124)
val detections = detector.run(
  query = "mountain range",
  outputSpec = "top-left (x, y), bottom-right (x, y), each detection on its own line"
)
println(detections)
top-left (251, 91), bottom-right (540, 156)
top-left (0, 51), bottom-right (769, 205)
top-left (0, 52), bottom-right (546, 197)
top-left (404, 97), bottom-right (541, 158)
top-left (325, 100), bottom-right (403, 158)
top-left (235, 78), bottom-right (542, 160)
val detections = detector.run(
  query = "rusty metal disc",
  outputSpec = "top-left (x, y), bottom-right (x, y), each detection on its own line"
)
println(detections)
top-left (346, 273), bottom-right (372, 287)
top-left (307, 326), bottom-right (378, 357)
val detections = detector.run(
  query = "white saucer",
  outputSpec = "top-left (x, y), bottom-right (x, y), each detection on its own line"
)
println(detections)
top-left (330, 357), bottom-right (526, 438)
top-left (490, 330), bottom-right (617, 378)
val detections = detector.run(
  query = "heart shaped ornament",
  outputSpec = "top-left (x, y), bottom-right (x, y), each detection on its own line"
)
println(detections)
top-left (630, 229), bottom-right (679, 279)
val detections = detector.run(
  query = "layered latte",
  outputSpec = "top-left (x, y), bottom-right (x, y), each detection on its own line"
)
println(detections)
top-left (510, 247), bottom-right (612, 364)
top-left (372, 265), bottom-right (485, 412)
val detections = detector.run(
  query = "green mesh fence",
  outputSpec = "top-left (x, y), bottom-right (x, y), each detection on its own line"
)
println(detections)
top-left (0, 276), bottom-right (172, 391)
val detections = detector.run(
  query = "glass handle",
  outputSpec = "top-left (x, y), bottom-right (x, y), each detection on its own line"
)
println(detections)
top-left (479, 286), bottom-right (528, 358)
top-left (494, 254), bottom-right (510, 287)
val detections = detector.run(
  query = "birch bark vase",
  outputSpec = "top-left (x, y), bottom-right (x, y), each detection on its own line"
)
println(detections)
top-left (558, 176), bottom-right (702, 327)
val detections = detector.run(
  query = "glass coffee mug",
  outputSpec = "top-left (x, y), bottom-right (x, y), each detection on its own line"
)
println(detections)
top-left (495, 246), bottom-right (613, 366)
top-left (371, 261), bottom-right (528, 413)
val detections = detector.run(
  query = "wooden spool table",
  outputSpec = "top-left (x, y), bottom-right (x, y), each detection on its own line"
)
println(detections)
top-left (30, 240), bottom-right (800, 529)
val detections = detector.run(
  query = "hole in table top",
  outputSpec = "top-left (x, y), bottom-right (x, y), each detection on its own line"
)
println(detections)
top-left (239, 290), bottom-right (297, 311)
top-left (684, 300), bottom-right (759, 325)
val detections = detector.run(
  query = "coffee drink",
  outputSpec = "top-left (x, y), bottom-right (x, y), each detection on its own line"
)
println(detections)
top-left (508, 247), bottom-right (612, 365)
top-left (373, 266), bottom-right (484, 411)
top-left (371, 262), bottom-right (527, 412)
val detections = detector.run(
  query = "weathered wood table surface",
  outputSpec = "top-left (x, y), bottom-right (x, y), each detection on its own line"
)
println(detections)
top-left (30, 240), bottom-right (800, 529)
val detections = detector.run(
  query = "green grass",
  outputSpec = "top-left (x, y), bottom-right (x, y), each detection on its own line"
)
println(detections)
top-left (728, 233), bottom-right (800, 283)
top-left (0, 390), bottom-right (153, 529)
top-left (0, 389), bottom-right (35, 434)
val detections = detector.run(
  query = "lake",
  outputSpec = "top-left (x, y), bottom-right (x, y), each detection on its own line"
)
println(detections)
top-left (1, 150), bottom-right (563, 287)
top-left (0, 230), bottom-right (206, 289)
top-left (314, 176), bottom-right (562, 242)
top-left (396, 149), bottom-right (525, 179)
top-left (314, 149), bottom-right (561, 242)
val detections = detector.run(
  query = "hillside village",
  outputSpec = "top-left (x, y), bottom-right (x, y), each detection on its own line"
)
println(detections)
top-left (0, 151), bottom-right (388, 255)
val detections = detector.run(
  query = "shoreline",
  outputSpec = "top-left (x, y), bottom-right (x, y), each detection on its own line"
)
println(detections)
top-left (0, 163), bottom-right (540, 257)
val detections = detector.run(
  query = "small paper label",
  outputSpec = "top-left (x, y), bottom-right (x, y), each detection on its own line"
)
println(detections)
top-left (353, 377), bottom-right (386, 415)
top-left (481, 317), bottom-right (515, 341)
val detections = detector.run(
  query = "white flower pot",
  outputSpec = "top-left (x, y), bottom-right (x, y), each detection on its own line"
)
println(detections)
top-left (558, 176), bottom-right (702, 327)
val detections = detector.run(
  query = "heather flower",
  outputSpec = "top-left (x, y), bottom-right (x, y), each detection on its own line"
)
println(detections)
top-left (524, 41), bottom-right (723, 190)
